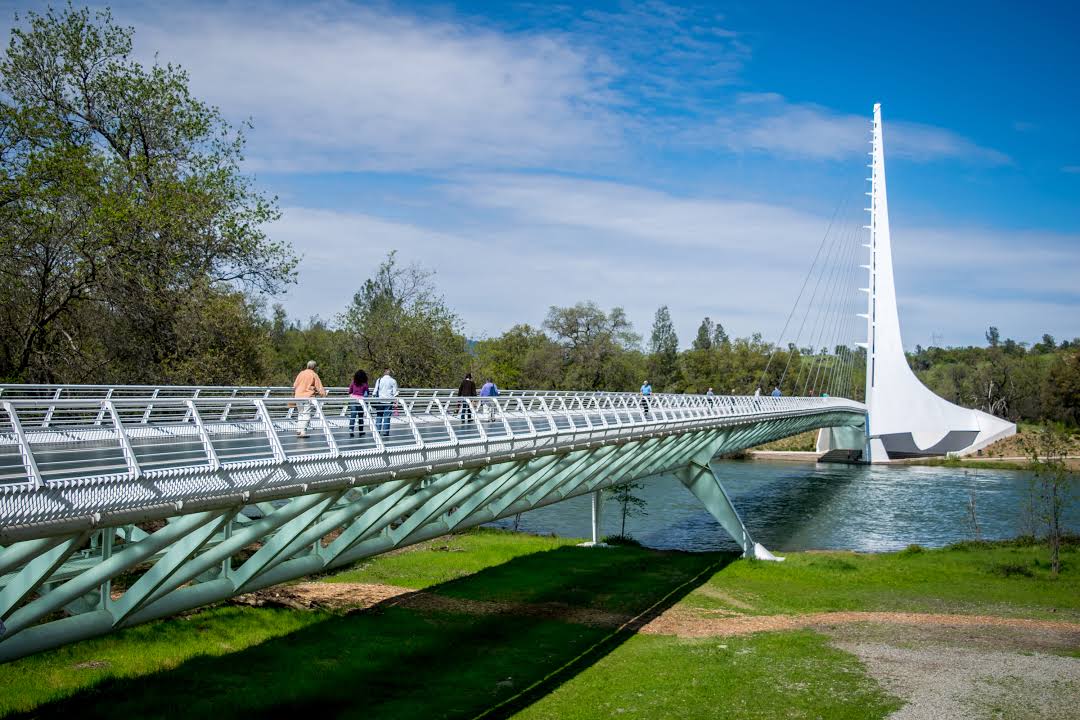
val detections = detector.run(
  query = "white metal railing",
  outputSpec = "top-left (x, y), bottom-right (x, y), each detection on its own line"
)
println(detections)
top-left (0, 391), bottom-right (860, 487)
top-left (0, 387), bottom-right (865, 537)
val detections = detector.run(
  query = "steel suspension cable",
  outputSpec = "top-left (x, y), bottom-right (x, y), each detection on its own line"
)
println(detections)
top-left (759, 194), bottom-right (848, 391)
top-left (810, 219), bottom-right (862, 396)
top-left (780, 195), bottom-right (852, 391)
top-left (795, 213), bottom-right (857, 394)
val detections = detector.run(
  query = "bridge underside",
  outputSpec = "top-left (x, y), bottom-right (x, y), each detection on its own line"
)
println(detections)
top-left (0, 408), bottom-right (859, 662)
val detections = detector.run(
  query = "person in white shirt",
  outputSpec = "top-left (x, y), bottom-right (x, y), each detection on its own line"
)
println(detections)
top-left (372, 368), bottom-right (399, 438)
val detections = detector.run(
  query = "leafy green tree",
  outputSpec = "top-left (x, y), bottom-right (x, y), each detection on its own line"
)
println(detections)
top-left (161, 284), bottom-right (272, 385)
top-left (0, 5), bottom-right (294, 382)
top-left (604, 481), bottom-right (648, 538)
top-left (693, 317), bottom-right (714, 351)
top-left (1033, 334), bottom-right (1058, 355)
top-left (543, 302), bottom-right (641, 391)
top-left (338, 252), bottom-right (469, 388)
top-left (712, 321), bottom-right (730, 348)
top-left (474, 324), bottom-right (562, 389)
top-left (266, 307), bottom-right (358, 387)
top-left (1042, 348), bottom-right (1080, 426)
top-left (648, 305), bottom-right (680, 390)
top-left (1023, 428), bottom-right (1077, 577)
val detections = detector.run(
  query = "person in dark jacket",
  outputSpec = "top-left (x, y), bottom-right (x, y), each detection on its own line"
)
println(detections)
top-left (348, 369), bottom-right (369, 437)
top-left (457, 372), bottom-right (477, 423)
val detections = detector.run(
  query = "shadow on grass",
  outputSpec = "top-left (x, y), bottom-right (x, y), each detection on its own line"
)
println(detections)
top-left (12, 545), bottom-right (738, 720)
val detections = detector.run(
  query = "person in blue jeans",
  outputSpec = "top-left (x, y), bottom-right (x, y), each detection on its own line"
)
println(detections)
top-left (479, 378), bottom-right (499, 421)
top-left (372, 368), bottom-right (399, 438)
top-left (348, 369), bottom-right (369, 437)
top-left (640, 380), bottom-right (652, 415)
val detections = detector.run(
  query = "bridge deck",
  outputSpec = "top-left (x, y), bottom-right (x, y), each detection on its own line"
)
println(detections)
top-left (0, 389), bottom-right (864, 538)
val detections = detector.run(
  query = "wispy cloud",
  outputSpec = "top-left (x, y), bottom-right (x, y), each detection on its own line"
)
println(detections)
top-left (110, 2), bottom-right (1005, 174)
top-left (1062, 165), bottom-right (1080, 174)
top-left (270, 173), bottom-right (1077, 346)
top-left (700, 94), bottom-right (1011, 165)
top-left (123, 1), bottom-right (621, 172)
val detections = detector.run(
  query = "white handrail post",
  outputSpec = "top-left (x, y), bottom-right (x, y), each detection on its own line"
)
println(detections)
top-left (314, 399), bottom-right (340, 457)
top-left (220, 388), bottom-right (238, 422)
top-left (42, 387), bottom-right (63, 428)
top-left (106, 401), bottom-right (142, 480)
top-left (4, 402), bottom-right (43, 488)
top-left (400, 398), bottom-right (425, 449)
top-left (181, 388), bottom-right (199, 423)
top-left (186, 400), bottom-right (221, 471)
top-left (95, 388), bottom-right (114, 425)
top-left (141, 388), bottom-right (160, 424)
top-left (254, 399), bottom-right (287, 463)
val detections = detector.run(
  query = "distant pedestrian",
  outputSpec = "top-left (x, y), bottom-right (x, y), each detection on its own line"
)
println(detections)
top-left (479, 378), bottom-right (499, 421)
top-left (640, 380), bottom-right (652, 415)
top-left (753, 387), bottom-right (761, 397)
top-left (292, 360), bottom-right (327, 438)
top-left (705, 387), bottom-right (715, 397)
top-left (348, 369), bottom-right (369, 438)
top-left (705, 387), bottom-right (715, 407)
top-left (458, 372), bottom-right (477, 423)
top-left (771, 386), bottom-right (782, 397)
top-left (372, 368), bottom-right (399, 438)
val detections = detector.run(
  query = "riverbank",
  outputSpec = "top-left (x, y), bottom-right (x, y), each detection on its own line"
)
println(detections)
top-left (743, 450), bottom-right (1080, 470)
top-left (1, 529), bottom-right (1076, 719)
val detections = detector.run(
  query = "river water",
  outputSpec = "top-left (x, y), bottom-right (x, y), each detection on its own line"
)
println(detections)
top-left (489, 459), bottom-right (1079, 553)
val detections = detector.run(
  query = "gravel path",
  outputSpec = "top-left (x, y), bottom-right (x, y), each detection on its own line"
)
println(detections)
top-left (838, 642), bottom-right (1080, 720)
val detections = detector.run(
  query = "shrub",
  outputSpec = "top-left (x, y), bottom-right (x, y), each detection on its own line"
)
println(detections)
top-left (992, 562), bottom-right (1035, 578)
top-left (602, 534), bottom-right (643, 548)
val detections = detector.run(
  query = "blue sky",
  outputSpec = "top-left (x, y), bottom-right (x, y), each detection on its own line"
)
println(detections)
top-left (6, 0), bottom-right (1078, 348)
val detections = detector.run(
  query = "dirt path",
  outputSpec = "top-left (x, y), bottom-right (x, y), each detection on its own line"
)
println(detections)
top-left (638, 607), bottom-right (1080, 639)
top-left (235, 582), bottom-right (1080, 640)
top-left (233, 582), bottom-right (630, 627)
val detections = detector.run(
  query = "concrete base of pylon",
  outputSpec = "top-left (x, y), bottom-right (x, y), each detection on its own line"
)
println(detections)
top-left (750, 542), bottom-right (784, 562)
top-left (577, 541), bottom-right (612, 548)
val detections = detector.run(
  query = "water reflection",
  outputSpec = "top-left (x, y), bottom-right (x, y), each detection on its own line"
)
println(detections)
top-left (490, 459), bottom-right (1079, 553)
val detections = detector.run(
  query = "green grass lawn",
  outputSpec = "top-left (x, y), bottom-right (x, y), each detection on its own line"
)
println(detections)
top-left (512, 631), bottom-right (901, 720)
top-left (682, 540), bottom-right (1080, 620)
top-left (0, 529), bottom-right (1075, 719)
top-left (323, 528), bottom-right (580, 588)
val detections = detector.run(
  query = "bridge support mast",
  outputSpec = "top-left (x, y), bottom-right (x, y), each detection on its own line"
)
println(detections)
top-left (676, 458), bottom-right (783, 561)
top-left (590, 491), bottom-right (603, 544)
top-left (861, 103), bottom-right (1015, 462)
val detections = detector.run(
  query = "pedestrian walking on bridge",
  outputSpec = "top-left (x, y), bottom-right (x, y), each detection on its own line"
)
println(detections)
top-left (348, 369), bottom-right (369, 438)
top-left (373, 368), bottom-right (399, 438)
top-left (292, 360), bottom-right (327, 438)
top-left (479, 378), bottom-right (499, 421)
top-left (458, 372), bottom-right (477, 423)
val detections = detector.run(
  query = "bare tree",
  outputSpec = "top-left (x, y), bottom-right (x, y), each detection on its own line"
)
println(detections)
top-left (1023, 428), bottom-right (1077, 577)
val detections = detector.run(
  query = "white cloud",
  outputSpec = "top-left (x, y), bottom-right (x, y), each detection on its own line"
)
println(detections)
top-left (269, 174), bottom-right (1078, 349)
top-left (123, 1), bottom-right (620, 172)
top-left (104, 3), bottom-right (1007, 174)
top-left (705, 95), bottom-right (1011, 165)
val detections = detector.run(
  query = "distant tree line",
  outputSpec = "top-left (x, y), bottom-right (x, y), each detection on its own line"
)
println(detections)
top-left (910, 328), bottom-right (1080, 427)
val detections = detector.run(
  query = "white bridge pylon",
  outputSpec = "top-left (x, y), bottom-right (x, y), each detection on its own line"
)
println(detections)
top-left (0, 385), bottom-right (864, 661)
top-left (822, 104), bottom-right (1017, 463)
